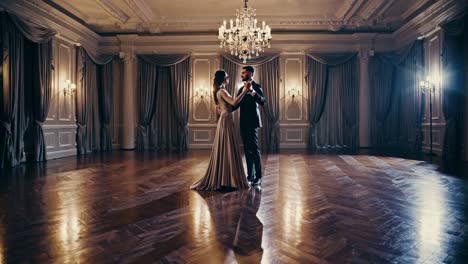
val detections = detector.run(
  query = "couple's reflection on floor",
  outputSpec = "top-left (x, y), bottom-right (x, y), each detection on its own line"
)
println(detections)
top-left (196, 187), bottom-right (263, 263)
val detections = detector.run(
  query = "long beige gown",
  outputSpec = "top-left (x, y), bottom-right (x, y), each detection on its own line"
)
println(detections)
top-left (191, 89), bottom-right (250, 191)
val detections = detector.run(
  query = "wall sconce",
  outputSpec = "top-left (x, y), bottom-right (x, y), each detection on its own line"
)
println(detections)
top-left (419, 74), bottom-right (439, 94)
top-left (287, 86), bottom-right (300, 99)
top-left (63, 80), bottom-right (76, 96)
top-left (195, 86), bottom-right (209, 100)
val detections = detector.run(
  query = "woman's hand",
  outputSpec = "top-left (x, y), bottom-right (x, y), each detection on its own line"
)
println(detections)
top-left (243, 82), bottom-right (251, 93)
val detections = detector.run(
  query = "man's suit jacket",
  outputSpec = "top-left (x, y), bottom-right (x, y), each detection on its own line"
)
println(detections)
top-left (232, 81), bottom-right (266, 129)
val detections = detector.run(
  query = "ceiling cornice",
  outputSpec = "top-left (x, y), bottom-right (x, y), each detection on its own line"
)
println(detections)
top-left (392, 0), bottom-right (467, 49)
top-left (1, 0), bottom-right (465, 55)
top-left (360, 0), bottom-right (396, 20)
top-left (100, 31), bottom-right (396, 54)
top-left (0, 0), bottom-right (102, 52)
top-left (123, 0), bottom-right (155, 24)
top-left (96, 0), bottom-right (129, 23)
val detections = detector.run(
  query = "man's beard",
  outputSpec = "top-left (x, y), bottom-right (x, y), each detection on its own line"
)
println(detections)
top-left (242, 76), bottom-right (249, 82)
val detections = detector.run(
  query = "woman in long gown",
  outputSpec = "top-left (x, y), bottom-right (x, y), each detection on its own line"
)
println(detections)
top-left (191, 70), bottom-right (251, 191)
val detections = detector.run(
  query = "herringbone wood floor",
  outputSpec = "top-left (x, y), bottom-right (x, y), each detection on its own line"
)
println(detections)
top-left (0, 151), bottom-right (466, 263)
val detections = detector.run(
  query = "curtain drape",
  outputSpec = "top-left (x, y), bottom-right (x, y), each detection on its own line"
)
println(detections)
top-left (76, 47), bottom-right (115, 154)
top-left (1, 12), bottom-right (55, 168)
top-left (369, 57), bottom-right (397, 146)
top-left (221, 53), bottom-right (280, 67)
top-left (139, 54), bottom-right (190, 66)
top-left (258, 57), bottom-right (280, 152)
top-left (8, 13), bottom-right (55, 43)
top-left (76, 47), bottom-right (91, 154)
top-left (31, 41), bottom-right (53, 161)
top-left (0, 13), bottom-right (25, 168)
top-left (369, 41), bottom-right (424, 153)
top-left (306, 53), bottom-right (359, 150)
top-left (341, 58), bottom-right (359, 149)
top-left (136, 54), bottom-right (191, 151)
top-left (307, 58), bottom-right (328, 149)
top-left (136, 60), bottom-right (158, 150)
top-left (170, 58), bottom-right (191, 151)
top-left (98, 62), bottom-right (113, 151)
top-left (440, 16), bottom-right (466, 160)
top-left (151, 67), bottom-right (175, 150)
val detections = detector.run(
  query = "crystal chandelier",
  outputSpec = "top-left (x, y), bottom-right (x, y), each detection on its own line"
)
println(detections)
top-left (218, 0), bottom-right (272, 63)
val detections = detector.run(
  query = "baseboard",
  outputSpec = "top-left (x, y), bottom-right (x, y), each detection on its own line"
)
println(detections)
top-left (188, 144), bottom-right (213, 150)
top-left (120, 148), bottom-right (136, 151)
top-left (47, 149), bottom-right (77, 160)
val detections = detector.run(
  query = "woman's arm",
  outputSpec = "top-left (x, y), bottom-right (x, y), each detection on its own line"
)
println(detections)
top-left (220, 88), bottom-right (248, 106)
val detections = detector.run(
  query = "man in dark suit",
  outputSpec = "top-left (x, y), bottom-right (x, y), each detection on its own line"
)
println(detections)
top-left (232, 66), bottom-right (266, 185)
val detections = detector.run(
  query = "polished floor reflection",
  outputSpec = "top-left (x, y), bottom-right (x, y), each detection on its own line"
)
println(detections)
top-left (0, 151), bottom-right (466, 263)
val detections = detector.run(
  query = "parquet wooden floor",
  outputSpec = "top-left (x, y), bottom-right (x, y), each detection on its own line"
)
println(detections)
top-left (0, 151), bottom-right (466, 263)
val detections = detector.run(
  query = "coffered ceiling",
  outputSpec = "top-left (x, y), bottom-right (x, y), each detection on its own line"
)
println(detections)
top-left (44, 0), bottom-right (437, 34)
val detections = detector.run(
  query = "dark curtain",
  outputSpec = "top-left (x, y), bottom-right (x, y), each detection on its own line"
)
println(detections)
top-left (171, 58), bottom-right (191, 151)
top-left (341, 58), bottom-right (359, 149)
top-left (306, 53), bottom-right (359, 150)
top-left (76, 47), bottom-right (114, 154)
top-left (369, 41), bottom-right (424, 153)
top-left (75, 47), bottom-right (90, 154)
top-left (31, 42), bottom-right (53, 161)
top-left (0, 12), bottom-right (55, 168)
top-left (151, 67), bottom-right (178, 150)
top-left (258, 57), bottom-right (280, 152)
top-left (8, 13), bottom-right (55, 43)
top-left (136, 54), bottom-right (191, 151)
top-left (221, 53), bottom-right (280, 153)
top-left (136, 60), bottom-right (158, 150)
top-left (307, 58), bottom-right (328, 149)
top-left (369, 57), bottom-right (397, 146)
top-left (440, 16), bottom-right (466, 161)
top-left (398, 41), bottom-right (424, 153)
top-left (0, 13), bottom-right (25, 168)
top-left (98, 62), bottom-right (113, 151)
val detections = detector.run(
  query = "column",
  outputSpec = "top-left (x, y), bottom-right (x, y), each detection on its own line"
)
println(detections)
top-left (359, 50), bottom-right (371, 147)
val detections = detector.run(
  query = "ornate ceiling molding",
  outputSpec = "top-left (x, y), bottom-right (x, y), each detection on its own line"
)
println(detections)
top-left (32, 0), bottom-right (446, 35)
top-left (96, 0), bottom-right (129, 23)
top-left (0, 0), bottom-right (102, 52)
top-left (100, 31), bottom-right (397, 55)
top-left (91, 15), bottom-right (398, 34)
top-left (400, 0), bottom-right (430, 20)
top-left (3, 0), bottom-right (465, 56)
top-left (53, 0), bottom-right (90, 22)
top-left (393, 0), bottom-right (466, 49)
top-left (360, 0), bottom-right (396, 20)
top-left (123, 0), bottom-right (155, 24)
top-left (336, 0), bottom-right (367, 21)
top-left (336, 0), bottom-right (356, 19)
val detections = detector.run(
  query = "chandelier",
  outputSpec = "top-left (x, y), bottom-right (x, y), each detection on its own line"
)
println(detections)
top-left (218, 0), bottom-right (272, 63)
